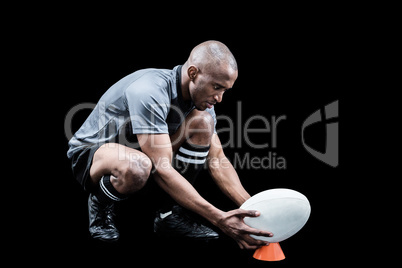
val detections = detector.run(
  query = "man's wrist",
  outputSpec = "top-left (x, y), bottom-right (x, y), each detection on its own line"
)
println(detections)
top-left (204, 206), bottom-right (225, 226)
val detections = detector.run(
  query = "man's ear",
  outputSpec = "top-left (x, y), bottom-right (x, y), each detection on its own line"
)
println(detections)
top-left (187, 65), bottom-right (198, 81)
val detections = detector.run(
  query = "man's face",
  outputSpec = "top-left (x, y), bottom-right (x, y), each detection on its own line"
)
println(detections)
top-left (189, 65), bottom-right (238, 111)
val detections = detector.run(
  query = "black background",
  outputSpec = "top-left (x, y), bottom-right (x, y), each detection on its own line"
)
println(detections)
top-left (40, 18), bottom-right (357, 266)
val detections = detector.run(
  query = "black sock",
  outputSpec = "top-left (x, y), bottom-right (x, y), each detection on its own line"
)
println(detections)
top-left (159, 141), bottom-right (209, 212)
top-left (174, 141), bottom-right (210, 185)
top-left (93, 175), bottom-right (127, 205)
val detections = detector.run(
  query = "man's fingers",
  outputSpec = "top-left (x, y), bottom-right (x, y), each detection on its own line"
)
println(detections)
top-left (237, 236), bottom-right (270, 250)
top-left (237, 240), bottom-right (244, 249)
top-left (223, 208), bottom-right (274, 250)
top-left (231, 208), bottom-right (260, 218)
top-left (246, 235), bottom-right (270, 246)
top-left (245, 226), bottom-right (273, 237)
top-left (232, 209), bottom-right (274, 237)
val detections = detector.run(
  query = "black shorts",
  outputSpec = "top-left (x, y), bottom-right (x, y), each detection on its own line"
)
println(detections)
top-left (70, 145), bottom-right (101, 191)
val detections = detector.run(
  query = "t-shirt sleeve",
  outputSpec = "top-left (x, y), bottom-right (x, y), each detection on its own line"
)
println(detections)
top-left (124, 81), bottom-right (170, 134)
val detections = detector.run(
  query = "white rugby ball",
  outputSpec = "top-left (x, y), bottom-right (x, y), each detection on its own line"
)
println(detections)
top-left (240, 188), bottom-right (311, 243)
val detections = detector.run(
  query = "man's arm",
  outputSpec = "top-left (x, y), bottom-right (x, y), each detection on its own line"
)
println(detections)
top-left (208, 134), bottom-right (251, 206)
top-left (137, 133), bottom-right (221, 222)
top-left (137, 133), bottom-right (272, 249)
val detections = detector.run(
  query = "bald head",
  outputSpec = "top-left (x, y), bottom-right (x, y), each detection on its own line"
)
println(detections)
top-left (187, 40), bottom-right (238, 74)
top-left (181, 41), bottom-right (238, 111)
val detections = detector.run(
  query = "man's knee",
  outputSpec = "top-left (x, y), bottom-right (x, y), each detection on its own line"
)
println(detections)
top-left (187, 110), bottom-right (214, 145)
top-left (117, 154), bottom-right (152, 194)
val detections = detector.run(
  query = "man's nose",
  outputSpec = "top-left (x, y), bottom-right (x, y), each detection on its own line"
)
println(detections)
top-left (214, 92), bottom-right (224, 103)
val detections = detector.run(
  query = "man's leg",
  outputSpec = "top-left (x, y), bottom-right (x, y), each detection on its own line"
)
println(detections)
top-left (87, 143), bottom-right (152, 242)
top-left (170, 109), bottom-right (214, 184)
top-left (154, 109), bottom-right (219, 240)
top-left (158, 109), bottom-right (214, 209)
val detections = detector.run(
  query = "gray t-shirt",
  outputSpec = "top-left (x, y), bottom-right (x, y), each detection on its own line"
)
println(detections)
top-left (67, 65), bottom-right (216, 158)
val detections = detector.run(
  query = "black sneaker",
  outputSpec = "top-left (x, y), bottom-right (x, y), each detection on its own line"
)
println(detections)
top-left (88, 193), bottom-right (119, 242)
top-left (154, 205), bottom-right (219, 241)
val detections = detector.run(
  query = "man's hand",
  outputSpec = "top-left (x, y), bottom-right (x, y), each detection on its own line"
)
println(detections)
top-left (215, 209), bottom-right (273, 250)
